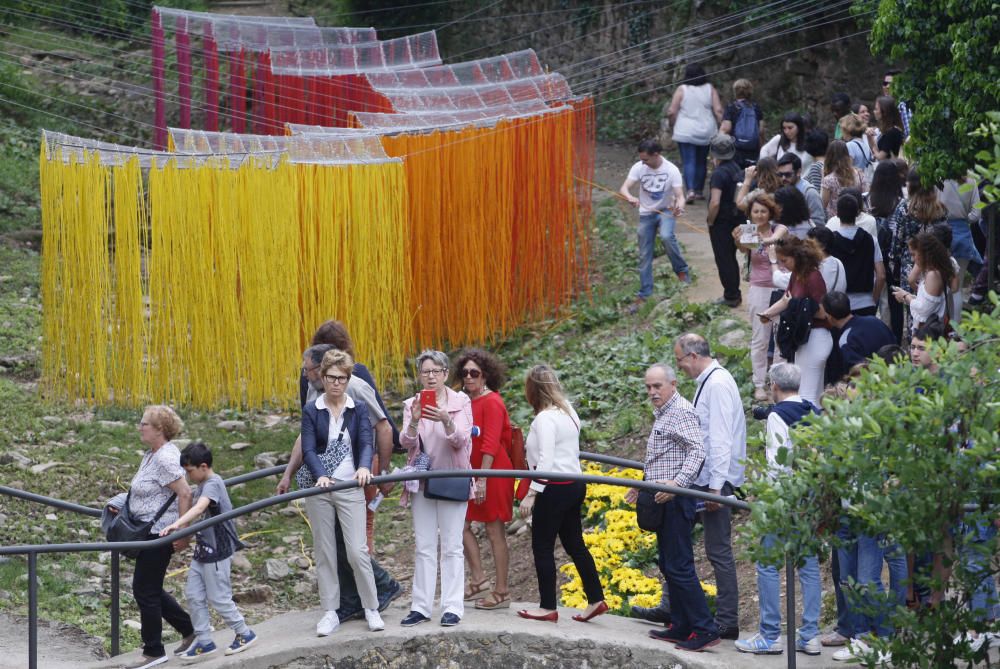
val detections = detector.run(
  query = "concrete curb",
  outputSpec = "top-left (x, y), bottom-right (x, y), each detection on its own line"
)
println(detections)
top-left (85, 601), bottom-right (846, 669)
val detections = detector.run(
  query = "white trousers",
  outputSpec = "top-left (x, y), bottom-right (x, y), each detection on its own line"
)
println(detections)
top-left (748, 285), bottom-right (776, 388)
top-left (305, 486), bottom-right (378, 612)
top-left (791, 327), bottom-right (833, 405)
top-left (410, 493), bottom-right (468, 618)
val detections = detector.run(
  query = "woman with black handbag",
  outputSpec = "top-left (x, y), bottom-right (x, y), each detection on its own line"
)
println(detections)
top-left (399, 349), bottom-right (473, 628)
top-left (110, 405), bottom-right (194, 669)
top-left (516, 365), bottom-right (607, 624)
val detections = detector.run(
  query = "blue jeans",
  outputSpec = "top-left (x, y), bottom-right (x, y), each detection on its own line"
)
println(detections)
top-left (676, 142), bottom-right (710, 195)
top-left (657, 496), bottom-right (716, 635)
top-left (960, 521), bottom-right (1000, 622)
top-left (638, 212), bottom-right (689, 298)
top-left (884, 543), bottom-right (909, 608)
top-left (837, 526), bottom-right (895, 638)
top-left (757, 535), bottom-right (820, 641)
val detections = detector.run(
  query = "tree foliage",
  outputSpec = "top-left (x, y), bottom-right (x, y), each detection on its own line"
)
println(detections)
top-left (746, 298), bottom-right (1000, 667)
top-left (867, 0), bottom-right (1000, 183)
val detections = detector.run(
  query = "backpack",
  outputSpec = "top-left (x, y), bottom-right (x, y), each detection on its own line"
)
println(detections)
top-left (732, 101), bottom-right (760, 152)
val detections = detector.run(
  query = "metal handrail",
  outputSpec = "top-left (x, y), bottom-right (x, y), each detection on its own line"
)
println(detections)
top-left (1, 468), bottom-right (766, 669)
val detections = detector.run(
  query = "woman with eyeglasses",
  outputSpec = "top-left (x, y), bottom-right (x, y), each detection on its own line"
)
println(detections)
top-left (517, 364), bottom-right (607, 624)
top-left (454, 348), bottom-right (515, 610)
top-left (399, 349), bottom-right (473, 628)
top-left (300, 349), bottom-right (383, 636)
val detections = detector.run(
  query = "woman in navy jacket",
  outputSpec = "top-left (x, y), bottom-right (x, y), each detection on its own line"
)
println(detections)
top-left (300, 349), bottom-right (384, 635)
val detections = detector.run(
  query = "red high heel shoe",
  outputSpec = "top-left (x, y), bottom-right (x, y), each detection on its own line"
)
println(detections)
top-left (517, 609), bottom-right (558, 622)
top-left (572, 601), bottom-right (609, 622)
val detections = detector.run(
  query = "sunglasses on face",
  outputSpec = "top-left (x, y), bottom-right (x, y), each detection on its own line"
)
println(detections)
top-left (460, 369), bottom-right (482, 379)
top-left (777, 171), bottom-right (795, 179)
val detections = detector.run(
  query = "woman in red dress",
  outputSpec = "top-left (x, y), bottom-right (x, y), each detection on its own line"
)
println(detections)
top-left (455, 348), bottom-right (515, 610)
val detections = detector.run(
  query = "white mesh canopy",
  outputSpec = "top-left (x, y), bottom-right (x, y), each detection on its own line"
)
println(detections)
top-left (153, 6), bottom-right (376, 52)
top-left (268, 31), bottom-right (440, 75)
top-left (41, 130), bottom-right (248, 168)
top-left (168, 128), bottom-right (397, 164)
top-left (365, 73), bottom-right (572, 112)
top-left (365, 49), bottom-right (544, 88)
top-left (344, 101), bottom-right (559, 130)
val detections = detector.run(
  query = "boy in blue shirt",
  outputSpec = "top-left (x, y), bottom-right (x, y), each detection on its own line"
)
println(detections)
top-left (160, 442), bottom-right (257, 661)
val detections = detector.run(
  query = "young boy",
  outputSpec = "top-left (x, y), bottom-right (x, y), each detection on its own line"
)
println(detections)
top-left (160, 442), bottom-right (257, 661)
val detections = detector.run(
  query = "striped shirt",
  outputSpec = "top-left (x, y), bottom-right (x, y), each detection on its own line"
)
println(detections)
top-left (643, 392), bottom-right (705, 489)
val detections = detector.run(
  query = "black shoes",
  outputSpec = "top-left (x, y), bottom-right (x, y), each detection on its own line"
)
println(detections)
top-left (630, 605), bottom-right (671, 625)
top-left (717, 624), bottom-right (740, 640)
top-left (675, 630), bottom-right (722, 652)
top-left (649, 625), bottom-right (688, 643)
top-left (377, 580), bottom-right (403, 612)
top-left (714, 296), bottom-right (742, 308)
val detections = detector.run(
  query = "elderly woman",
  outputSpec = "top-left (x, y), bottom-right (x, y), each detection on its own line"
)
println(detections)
top-left (300, 349), bottom-right (382, 636)
top-left (400, 350), bottom-right (473, 628)
top-left (517, 365), bottom-right (607, 624)
top-left (733, 192), bottom-right (788, 401)
top-left (455, 349), bottom-right (515, 611)
top-left (111, 405), bottom-right (194, 669)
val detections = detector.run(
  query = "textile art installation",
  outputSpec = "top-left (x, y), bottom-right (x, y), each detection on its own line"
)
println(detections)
top-left (39, 131), bottom-right (408, 408)
top-left (38, 7), bottom-right (594, 408)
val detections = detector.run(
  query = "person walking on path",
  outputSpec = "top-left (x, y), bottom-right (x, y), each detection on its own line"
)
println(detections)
top-left (705, 133), bottom-right (745, 308)
top-left (665, 63), bottom-right (723, 203)
top-left (620, 139), bottom-right (690, 311)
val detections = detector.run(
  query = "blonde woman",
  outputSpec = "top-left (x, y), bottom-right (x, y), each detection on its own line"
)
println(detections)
top-left (516, 365), bottom-right (607, 624)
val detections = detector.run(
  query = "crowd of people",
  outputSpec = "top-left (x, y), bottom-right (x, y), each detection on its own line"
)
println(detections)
top-left (103, 67), bottom-right (997, 669)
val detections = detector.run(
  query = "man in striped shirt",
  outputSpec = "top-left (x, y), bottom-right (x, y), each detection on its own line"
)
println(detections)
top-left (626, 363), bottom-right (719, 652)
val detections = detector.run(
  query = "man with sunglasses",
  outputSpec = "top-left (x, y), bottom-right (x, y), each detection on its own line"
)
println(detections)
top-left (777, 153), bottom-right (825, 228)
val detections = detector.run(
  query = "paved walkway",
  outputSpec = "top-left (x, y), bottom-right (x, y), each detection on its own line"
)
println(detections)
top-left (82, 600), bottom-right (846, 669)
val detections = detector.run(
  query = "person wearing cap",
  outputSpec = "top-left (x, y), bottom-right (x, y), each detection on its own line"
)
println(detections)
top-left (706, 134), bottom-right (744, 308)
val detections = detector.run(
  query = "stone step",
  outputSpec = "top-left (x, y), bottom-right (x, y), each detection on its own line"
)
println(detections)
top-left (83, 600), bottom-right (849, 669)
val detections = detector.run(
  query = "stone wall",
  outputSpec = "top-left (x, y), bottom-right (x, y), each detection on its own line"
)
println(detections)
top-left (444, 1), bottom-right (889, 136)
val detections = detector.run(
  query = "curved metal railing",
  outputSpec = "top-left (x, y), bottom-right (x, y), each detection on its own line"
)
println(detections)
top-left (1, 464), bottom-right (771, 669)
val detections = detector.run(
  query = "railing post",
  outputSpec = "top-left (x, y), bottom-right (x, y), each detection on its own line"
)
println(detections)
top-left (28, 551), bottom-right (37, 669)
top-left (785, 555), bottom-right (796, 669)
top-left (111, 551), bottom-right (121, 657)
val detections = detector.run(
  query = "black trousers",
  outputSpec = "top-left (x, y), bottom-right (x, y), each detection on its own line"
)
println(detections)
top-left (709, 220), bottom-right (742, 301)
top-left (132, 536), bottom-right (193, 657)
top-left (530, 480), bottom-right (603, 610)
top-left (334, 521), bottom-right (397, 613)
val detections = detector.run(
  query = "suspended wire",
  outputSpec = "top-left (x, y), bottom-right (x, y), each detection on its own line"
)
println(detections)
top-left (0, 0), bottom-right (838, 126)
top-left (0, 93), bottom-right (147, 145)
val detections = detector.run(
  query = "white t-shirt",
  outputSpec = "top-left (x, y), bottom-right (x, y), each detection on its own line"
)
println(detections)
top-left (826, 212), bottom-right (878, 240)
top-left (627, 158), bottom-right (682, 214)
top-left (819, 256), bottom-right (847, 294)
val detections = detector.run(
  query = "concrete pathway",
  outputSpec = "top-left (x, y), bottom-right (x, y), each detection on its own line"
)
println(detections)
top-left (84, 600), bottom-right (846, 669)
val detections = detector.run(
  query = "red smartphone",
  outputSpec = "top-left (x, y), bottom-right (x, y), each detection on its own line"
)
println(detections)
top-left (419, 389), bottom-right (437, 418)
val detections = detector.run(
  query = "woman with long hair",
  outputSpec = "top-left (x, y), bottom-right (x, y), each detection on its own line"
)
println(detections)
top-left (666, 62), bottom-right (723, 202)
top-left (454, 348), bottom-right (515, 610)
top-left (869, 161), bottom-right (906, 338)
top-left (873, 96), bottom-right (905, 160)
top-left (888, 167), bottom-right (947, 292)
top-left (516, 365), bottom-right (606, 624)
top-left (821, 140), bottom-right (867, 218)
top-left (774, 184), bottom-right (813, 240)
top-left (732, 191), bottom-right (788, 400)
top-left (736, 156), bottom-right (782, 212)
top-left (839, 113), bottom-right (876, 174)
top-left (758, 238), bottom-right (832, 404)
top-left (892, 232), bottom-right (956, 331)
top-left (759, 111), bottom-right (811, 171)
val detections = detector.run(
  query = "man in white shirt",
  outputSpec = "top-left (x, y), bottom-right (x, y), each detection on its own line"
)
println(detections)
top-left (620, 139), bottom-right (689, 310)
top-left (673, 333), bottom-right (746, 640)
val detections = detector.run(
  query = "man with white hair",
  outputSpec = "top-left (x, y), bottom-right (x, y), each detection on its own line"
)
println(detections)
top-left (627, 363), bottom-right (718, 652)
top-left (736, 363), bottom-right (821, 656)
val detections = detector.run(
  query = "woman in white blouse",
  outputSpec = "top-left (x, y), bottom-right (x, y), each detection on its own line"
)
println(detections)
top-left (516, 365), bottom-right (607, 624)
top-left (893, 231), bottom-right (955, 331)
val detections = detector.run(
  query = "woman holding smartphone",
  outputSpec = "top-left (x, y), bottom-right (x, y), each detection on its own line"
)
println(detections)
top-left (399, 350), bottom-right (473, 628)
top-left (517, 364), bottom-right (607, 624)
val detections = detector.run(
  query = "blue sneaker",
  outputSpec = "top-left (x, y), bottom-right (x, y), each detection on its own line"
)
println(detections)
top-left (225, 630), bottom-right (257, 656)
top-left (180, 640), bottom-right (217, 662)
top-left (735, 632), bottom-right (784, 655)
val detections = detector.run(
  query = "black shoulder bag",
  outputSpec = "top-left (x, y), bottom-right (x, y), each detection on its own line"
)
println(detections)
top-left (106, 488), bottom-right (177, 558)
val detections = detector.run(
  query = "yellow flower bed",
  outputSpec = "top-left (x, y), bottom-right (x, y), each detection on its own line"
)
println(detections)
top-left (559, 463), bottom-right (717, 615)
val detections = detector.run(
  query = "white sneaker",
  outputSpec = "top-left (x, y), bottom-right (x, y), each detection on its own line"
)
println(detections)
top-left (796, 635), bottom-right (822, 655)
top-left (316, 610), bottom-right (339, 636)
top-left (365, 609), bottom-right (385, 631)
top-left (954, 631), bottom-right (988, 653)
top-left (833, 637), bottom-right (870, 662)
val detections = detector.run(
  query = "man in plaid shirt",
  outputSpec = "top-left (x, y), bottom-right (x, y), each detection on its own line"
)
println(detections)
top-left (626, 363), bottom-right (718, 652)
